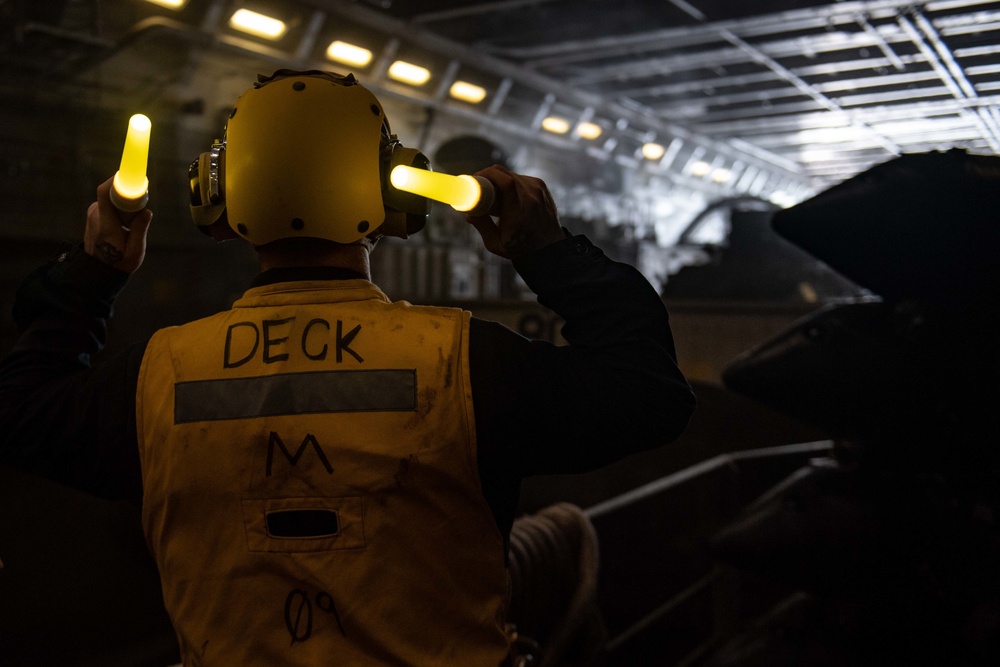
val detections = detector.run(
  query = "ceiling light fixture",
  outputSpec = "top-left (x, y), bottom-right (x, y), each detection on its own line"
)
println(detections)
top-left (690, 160), bottom-right (712, 177)
top-left (712, 168), bottom-right (732, 183)
top-left (326, 41), bottom-right (372, 68)
top-left (576, 122), bottom-right (603, 140)
top-left (388, 61), bottom-right (431, 86)
top-left (641, 142), bottom-right (666, 160)
top-left (144, 0), bottom-right (187, 8)
top-left (449, 81), bottom-right (487, 104)
top-left (229, 8), bottom-right (287, 40)
top-left (541, 116), bottom-right (571, 134)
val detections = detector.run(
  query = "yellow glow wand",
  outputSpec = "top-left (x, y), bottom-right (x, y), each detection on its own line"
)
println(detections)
top-left (110, 114), bottom-right (151, 212)
top-left (390, 165), bottom-right (497, 217)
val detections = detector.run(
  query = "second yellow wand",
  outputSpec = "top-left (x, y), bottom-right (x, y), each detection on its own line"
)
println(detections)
top-left (110, 113), bottom-right (152, 212)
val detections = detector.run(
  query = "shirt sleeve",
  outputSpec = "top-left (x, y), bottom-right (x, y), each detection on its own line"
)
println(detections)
top-left (0, 245), bottom-right (146, 504)
top-left (470, 234), bottom-right (696, 482)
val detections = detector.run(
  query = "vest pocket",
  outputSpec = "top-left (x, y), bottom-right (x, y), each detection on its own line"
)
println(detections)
top-left (243, 496), bottom-right (365, 552)
top-left (267, 509), bottom-right (339, 537)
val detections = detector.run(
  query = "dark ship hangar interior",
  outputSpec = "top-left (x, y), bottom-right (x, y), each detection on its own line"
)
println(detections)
top-left (2, 0), bottom-right (1000, 665)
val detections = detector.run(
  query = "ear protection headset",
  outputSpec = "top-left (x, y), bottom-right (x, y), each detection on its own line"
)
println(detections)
top-left (188, 69), bottom-right (430, 244)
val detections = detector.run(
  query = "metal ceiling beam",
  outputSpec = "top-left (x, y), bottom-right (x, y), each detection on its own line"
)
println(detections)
top-left (15, 0), bottom-right (996, 189)
top-left (684, 80), bottom-right (1000, 123)
top-left (813, 70), bottom-right (942, 93)
top-left (617, 70), bottom-right (777, 99)
top-left (412, 0), bottom-right (559, 24)
top-left (854, 12), bottom-right (906, 71)
top-left (49, 0), bottom-right (807, 194)
top-left (616, 53), bottom-right (930, 100)
top-left (492, 0), bottom-right (999, 68)
top-left (679, 85), bottom-right (967, 120)
top-left (694, 93), bottom-right (1000, 135)
top-left (925, 0), bottom-right (1000, 11)
top-left (748, 124), bottom-right (988, 150)
top-left (564, 26), bottom-right (920, 86)
top-left (897, 10), bottom-right (1000, 151)
top-left (300, 0), bottom-right (810, 185)
top-left (647, 0), bottom-right (903, 159)
top-left (934, 10), bottom-right (1000, 34)
top-left (644, 69), bottom-right (945, 113)
top-left (667, 0), bottom-right (707, 22)
top-left (694, 103), bottom-right (924, 129)
top-left (536, 0), bottom-right (997, 180)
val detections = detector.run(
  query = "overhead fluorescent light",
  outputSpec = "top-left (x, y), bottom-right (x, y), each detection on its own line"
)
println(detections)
top-left (690, 160), bottom-right (712, 177)
top-left (326, 41), bottom-right (372, 68)
top-left (712, 168), bottom-right (732, 183)
top-left (449, 81), bottom-right (487, 104)
top-left (229, 9), bottom-right (287, 40)
top-left (144, 0), bottom-right (187, 8)
top-left (576, 122), bottom-right (603, 140)
top-left (388, 61), bottom-right (431, 86)
top-left (541, 116), bottom-right (571, 134)
top-left (641, 142), bottom-right (665, 160)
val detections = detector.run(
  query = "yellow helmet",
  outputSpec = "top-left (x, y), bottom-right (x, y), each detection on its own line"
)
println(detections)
top-left (189, 70), bottom-right (429, 244)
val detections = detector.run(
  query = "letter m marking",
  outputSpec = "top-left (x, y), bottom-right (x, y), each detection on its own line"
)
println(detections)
top-left (266, 431), bottom-right (334, 476)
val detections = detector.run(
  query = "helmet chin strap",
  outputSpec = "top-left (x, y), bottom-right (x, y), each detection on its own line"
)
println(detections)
top-left (358, 234), bottom-right (381, 252)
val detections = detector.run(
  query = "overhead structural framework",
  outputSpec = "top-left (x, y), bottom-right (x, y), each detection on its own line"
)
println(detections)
top-left (442, 0), bottom-right (1000, 184)
top-left (142, 0), bottom-right (821, 200)
top-left (309, 0), bottom-right (813, 197)
top-left (3, 0), bottom-right (998, 197)
top-left (897, 10), bottom-right (1000, 152)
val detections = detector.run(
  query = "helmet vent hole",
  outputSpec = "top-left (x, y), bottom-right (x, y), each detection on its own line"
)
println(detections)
top-left (357, 220), bottom-right (370, 233)
top-left (370, 104), bottom-right (380, 116)
top-left (291, 218), bottom-right (305, 230)
top-left (237, 223), bottom-right (248, 235)
top-left (292, 81), bottom-right (306, 91)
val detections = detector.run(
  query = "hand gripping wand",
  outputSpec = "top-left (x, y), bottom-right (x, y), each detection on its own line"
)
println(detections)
top-left (389, 165), bottom-right (499, 217)
top-left (110, 114), bottom-right (152, 213)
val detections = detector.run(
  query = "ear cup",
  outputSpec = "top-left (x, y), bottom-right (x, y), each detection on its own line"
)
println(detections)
top-left (382, 143), bottom-right (430, 212)
top-left (377, 135), bottom-right (430, 238)
top-left (189, 142), bottom-right (238, 241)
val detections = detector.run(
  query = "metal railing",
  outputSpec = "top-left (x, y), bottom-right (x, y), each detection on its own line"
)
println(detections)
top-left (584, 440), bottom-right (835, 665)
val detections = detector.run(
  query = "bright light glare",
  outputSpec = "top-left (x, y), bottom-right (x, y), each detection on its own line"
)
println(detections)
top-left (114, 114), bottom-right (151, 200)
top-left (390, 165), bottom-right (483, 212)
top-left (576, 122), bottom-right (603, 140)
top-left (229, 9), bottom-right (287, 40)
top-left (793, 126), bottom-right (866, 145)
top-left (712, 168), bottom-right (732, 183)
top-left (642, 142), bottom-right (666, 160)
top-left (144, 0), bottom-right (187, 8)
top-left (388, 61), bottom-right (431, 86)
top-left (690, 160), bottom-right (712, 177)
top-left (326, 41), bottom-right (372, 67)
top-left (799, 148), bottom-right (838, 164)
top-left (770, 190), bottom-right (799, 208)
top-left (449, 81), bottom-right (487, 103)
top-left (541, 116), bottom-right (571, 134)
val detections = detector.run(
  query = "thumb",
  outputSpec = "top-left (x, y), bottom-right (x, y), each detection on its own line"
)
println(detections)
top-left (466, 213), bottom-right (508, 259)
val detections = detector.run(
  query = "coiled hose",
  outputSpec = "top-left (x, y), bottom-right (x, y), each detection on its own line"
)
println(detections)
top-left (505, 503), bottom-right (605, 667)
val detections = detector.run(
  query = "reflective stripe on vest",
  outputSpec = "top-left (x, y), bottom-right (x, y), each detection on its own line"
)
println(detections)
top-left (136, 279), bottom-right (510, 666)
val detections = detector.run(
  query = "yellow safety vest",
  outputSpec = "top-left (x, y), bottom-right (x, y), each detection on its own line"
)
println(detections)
top-left (136, 279), bottom-right (510, 666)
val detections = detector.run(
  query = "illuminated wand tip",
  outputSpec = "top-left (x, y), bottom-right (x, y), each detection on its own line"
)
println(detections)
top-left (111, 113), bottom-right (151, 212)
top-left (390, 165), bottom-right (497, 217)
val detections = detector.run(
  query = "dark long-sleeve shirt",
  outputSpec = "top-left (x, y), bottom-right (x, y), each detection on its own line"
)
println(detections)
top-left (0, 235), bottom-right (695, 536)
